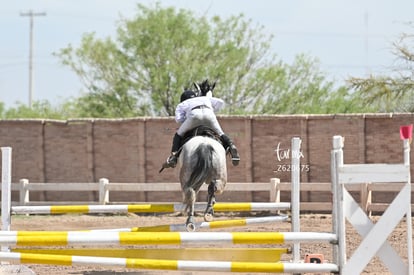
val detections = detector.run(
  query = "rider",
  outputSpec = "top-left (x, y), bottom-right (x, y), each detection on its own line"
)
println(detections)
top-left (162, 89), bottom-right (240, 169)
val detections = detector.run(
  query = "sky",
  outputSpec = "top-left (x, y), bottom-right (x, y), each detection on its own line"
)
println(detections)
top-left (1, 0), bottom-right (413, 109)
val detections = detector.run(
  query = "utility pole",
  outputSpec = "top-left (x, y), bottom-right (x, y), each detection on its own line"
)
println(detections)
top-left (364, 10), bottom-right (370, 76)
top-left (20, 10), bottom-right (46, 108)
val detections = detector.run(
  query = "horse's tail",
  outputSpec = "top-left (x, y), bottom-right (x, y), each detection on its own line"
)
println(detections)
top-left (188, 143), bottom-right (214, 189)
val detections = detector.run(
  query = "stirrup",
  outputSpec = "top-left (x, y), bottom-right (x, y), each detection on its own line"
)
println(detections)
top-left (228, 145), bottom-right (240, 166)
top-left (231, 156), bottom-right (240, 166)
top-left (159, 153), bottom-right (178, 173)
top-left (166, 153), bottom-right (178, 168)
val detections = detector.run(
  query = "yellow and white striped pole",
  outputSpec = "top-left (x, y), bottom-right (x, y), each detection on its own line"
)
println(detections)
top-left (0, 216), bottom-right (285, 234)
top-left (13, 248), bottom-right (288, 262)
top-left (0, 251), bottom-right (339, 273)
top-left (101, 216), bottom-right (288, 232)
top-left (0, 231), bottom-right (337, 246)
top-left (11, 202), bottom-right (290, 215)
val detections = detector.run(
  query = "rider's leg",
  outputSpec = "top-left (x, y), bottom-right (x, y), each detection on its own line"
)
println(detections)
top-left (202, 110), bottom-right (240, 166)
top-left (220, 134), bottom-right (240, 166)
top-left (164, 112), bottom-right (199, 169)
top-left (165, 133), bottom-right (182, 168)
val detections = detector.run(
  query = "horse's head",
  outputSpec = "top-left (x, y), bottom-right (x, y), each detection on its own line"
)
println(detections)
top-left (193, 79), bottom-right (216, 97)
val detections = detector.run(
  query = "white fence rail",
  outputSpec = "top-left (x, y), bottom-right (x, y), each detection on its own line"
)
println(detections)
top-left (2, 178), bottom-right (413, 214)
top-left (2, 178), bottom-right (280, 206)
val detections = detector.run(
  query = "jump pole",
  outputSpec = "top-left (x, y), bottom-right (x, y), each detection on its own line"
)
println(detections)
top-left (83, 215), bottom-right (288, 232)
top-left (0, 216), bottom-right (287, 234)
top-left (11, 202), bottom-right (290, 215)
top-left (0, 251), bottom-right (339, 273)
top-left (13, 247), bottom-right (289, 262)
top-left (0, 231), bottom-right (338, 246)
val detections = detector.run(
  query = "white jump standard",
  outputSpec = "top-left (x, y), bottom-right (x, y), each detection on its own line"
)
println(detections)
top-left (331, 134), bottom-right (413, 274)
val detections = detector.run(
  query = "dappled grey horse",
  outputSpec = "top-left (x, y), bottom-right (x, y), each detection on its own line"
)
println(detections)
top-left (179, 135), bottom-right (227, 231)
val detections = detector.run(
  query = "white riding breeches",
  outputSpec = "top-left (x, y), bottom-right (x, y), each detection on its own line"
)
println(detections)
top-left (177, 107), bottom-right (224, 137)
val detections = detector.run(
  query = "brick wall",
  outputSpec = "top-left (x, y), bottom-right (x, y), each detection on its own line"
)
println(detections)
top-left (1, 113), bottom-right (413, 203)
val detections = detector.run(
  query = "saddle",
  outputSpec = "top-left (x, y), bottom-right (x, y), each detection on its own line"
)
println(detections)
top-left (159, 126), bottom-right (222, 173)
top-left (181, 125), bottom-right (222, 146)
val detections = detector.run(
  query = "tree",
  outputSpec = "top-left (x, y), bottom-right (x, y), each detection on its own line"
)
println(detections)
top-left (249, 54), bottom-right (371, 114)
top-left (2, 100), bottom-right (78, 119)
top-left (0, 102), bottom-right (4, 118)
top-left (348, 28), bottom-right (414, 112)
top-left (56, 2), bottom-right (360, 117)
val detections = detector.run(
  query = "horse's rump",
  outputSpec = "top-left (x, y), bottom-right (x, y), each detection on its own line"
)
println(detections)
top-left (180, 136), bottom-right (226, 190)
top-left (182, 142), bottom-right (214, 213)
top-left (186, 143), bottom-right (215, 191)
top-left (179, 135), bottom-right (227, 226)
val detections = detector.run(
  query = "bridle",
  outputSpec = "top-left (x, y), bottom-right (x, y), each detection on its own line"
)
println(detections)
top-left (193, 79), bottom-right (216, 97)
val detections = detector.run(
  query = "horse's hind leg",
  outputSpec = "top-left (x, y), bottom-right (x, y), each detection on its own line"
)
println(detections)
top-left (184, 187), bottom-right (196, 232)
top-left (204, 180), bottom-right (217, 222)
top-left (186, 205), bottom-right (196, 232)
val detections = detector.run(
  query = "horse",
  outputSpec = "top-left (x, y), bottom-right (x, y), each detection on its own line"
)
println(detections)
top-left (178, 133), bottom-right (227, 231)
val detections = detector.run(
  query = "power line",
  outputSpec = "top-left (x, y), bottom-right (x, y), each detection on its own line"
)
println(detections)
top-left (20, 10), bottom-right (46, 108)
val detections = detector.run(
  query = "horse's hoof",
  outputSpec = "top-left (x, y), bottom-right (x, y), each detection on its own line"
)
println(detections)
top-left (204, 211), bottom-right (213, 222)
top-left (186, 216), bottom-right (196, 232)
top-left (186, 222), bottom-right (196, 232)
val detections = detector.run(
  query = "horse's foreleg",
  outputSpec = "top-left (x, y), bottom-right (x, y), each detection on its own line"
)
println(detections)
top-left (204, 181), bottom-right (217, 222)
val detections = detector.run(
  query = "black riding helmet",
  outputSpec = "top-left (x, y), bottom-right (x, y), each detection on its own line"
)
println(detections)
top-left (180, 90), bottom-right (196, 102)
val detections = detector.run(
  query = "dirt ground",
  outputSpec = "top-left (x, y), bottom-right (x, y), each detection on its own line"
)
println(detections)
top-left (7, 212), bottom-right (413, 275)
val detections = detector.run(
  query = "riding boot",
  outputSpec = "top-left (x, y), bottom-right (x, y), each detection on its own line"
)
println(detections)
top-left (164, 133), bottom-right (182, 168)
top-left (220, 134), bottom-right (240, 166)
